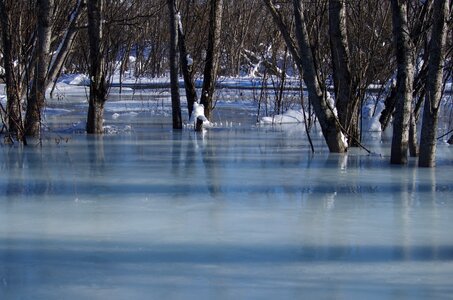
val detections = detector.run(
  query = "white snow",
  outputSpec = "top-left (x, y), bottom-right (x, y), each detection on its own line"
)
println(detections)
top-left (191, 102), bottom-right (210, 126)
top-left (260, 109), bottom-right (305, 124)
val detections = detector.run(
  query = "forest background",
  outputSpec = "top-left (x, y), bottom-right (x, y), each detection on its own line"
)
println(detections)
top-left (0, 0), bottom-right (452, 167)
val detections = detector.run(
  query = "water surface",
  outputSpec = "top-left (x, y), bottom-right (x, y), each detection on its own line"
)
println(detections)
top-left (1, 90), bottom-right (453, 299)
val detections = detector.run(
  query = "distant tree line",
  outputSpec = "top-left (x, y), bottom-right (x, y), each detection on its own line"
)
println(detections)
top-left (0, 0), bottom-right (451, 167)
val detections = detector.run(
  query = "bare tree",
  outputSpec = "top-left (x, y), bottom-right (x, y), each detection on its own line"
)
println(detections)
top-left (86, 0), bottom-right (107, 134)
top-left (328, 0), bottom-right (358, 146)
top-left (200, 0), bottom-right (224, 119)
top-left (178, 13), bottom-right (197, 119)
top-left (262, 0), bottom-right (347, 152)
top-left (390, 0), bottom-right (415, 164)
top-left (419, 0), bottom-right (449, 167)
top-left (0, 0), bottom-right (25, 142)
top-left (24, 0), bottom-right (54, 138)
top-left (167, 0), bottom-right (182, 129)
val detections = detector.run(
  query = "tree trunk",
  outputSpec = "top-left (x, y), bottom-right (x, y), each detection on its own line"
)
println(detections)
top-left (293, 0), bottom-right (347, 153)
top-left (419, 0), bottom-right (449, 167)
top-left (46, 0), bottom-right (84, 87)
top-left (178, 18), bottom-right (197, 119)
top-left (328, 0), bottom-right (359, 146)
top-left (167, 0), bottom-right (182, 129)
top-left (0, 0), bottom-right (23, 140)
top-left (86, 0), bottom-right (107, 134)
top-left (390, 0), bottom-right (414, 165)
top-left (25, 0), bottom-right (54, 138)
top-left (262, 0), bottom-right (347, 152)
top-left (200, 0), bottom-right (224, 120)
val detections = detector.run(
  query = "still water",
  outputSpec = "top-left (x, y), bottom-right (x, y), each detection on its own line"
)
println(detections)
top-left (1, 93), bottom-right (453, 299)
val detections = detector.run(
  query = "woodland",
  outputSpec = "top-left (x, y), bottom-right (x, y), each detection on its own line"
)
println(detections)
top-left (0, 0), bottom-right (452, 166)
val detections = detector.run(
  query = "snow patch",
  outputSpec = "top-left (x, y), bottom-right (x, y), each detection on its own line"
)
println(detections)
top-left (260, 109), bottom-right (305, 124)
top-left (58, 74), bottom-right (90, 85)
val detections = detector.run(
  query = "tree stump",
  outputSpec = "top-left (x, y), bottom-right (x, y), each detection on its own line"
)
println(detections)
top-left (195, 117), bottom-right (204, 132)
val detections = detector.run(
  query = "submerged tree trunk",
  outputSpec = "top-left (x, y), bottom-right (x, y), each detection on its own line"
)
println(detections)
top-left (178, 18), bottom-right (197, 119)
top-left (328, 0), bottom-right (359, 146)
top-left (0, 0), bottom-right (23, 140)
top-left (167, 0), bottom-right (182, 129)
top-left (86, 0), bottom-right (107, 134)
top-left (262, 0), bottom-right (347, 153)
top-left (390, 0), bottom-right (414, 165)
top-left (292, 0), bottom-right (347, 153)
top-left (419, 0), bottom-right (449, 167)
top-left (25, 0), bottom-right (54, 138)
top-left (200, 0), bottom-right (224, 120)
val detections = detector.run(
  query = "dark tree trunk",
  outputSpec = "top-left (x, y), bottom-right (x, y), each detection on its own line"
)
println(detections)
top-left (329, 0), bottom-right (359, 146)
top-left (167, 0), bottom-right (182, 129)
top-left (0, 0), bottom-right (23, 140)
top-left (419, 0), bottom-right (449, 167)
top-left (25, 0), bottom-right (54, 138)
top-left (200, 0), bottom-right (224, 120)
top-left (262, 0), bottom-right (347, 153)
top-left (293, 0), bottom-right (347, 153)
top-left (390, 0), bottom-right (415, 165)
top-left (178, 19), bottom-right (197, 119)
top-left (86, 0), bottom-right (107, 134)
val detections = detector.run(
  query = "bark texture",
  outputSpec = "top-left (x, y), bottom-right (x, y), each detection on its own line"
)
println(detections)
top-left (178, 21), bottom-right (197, 119)
top-left (167, 0), bottom-right (182, 129)
top-left (390, 0), bottom-right (414, 164)
top-left (0, 0), bottom-right (23, 139)
top-left (293, 0), bottom-right (347, 153)
top-left (86, 0), bottom-right (107, 134)
top-left (25, 0), bottom-right (54, 137)
top-left (329, 0), bottom-right (359, 146)
top-left (200, 0), bottom-right (224, 119)
top-left (419, 0), bottom-right (449, 167)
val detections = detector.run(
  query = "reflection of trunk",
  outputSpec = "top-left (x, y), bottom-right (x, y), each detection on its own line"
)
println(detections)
top-left (390, 0), bottom-right (414, 165)
top-left (0, 0), bottom-right (22, 140)
top-left (86, 0), bottom-right (107, 134)
top-left (329, 0), bottom-right (359, 146)
top-left (167, 0), bottom-right (182, 129)
top-left (293, 0), bottom-right (347, 153)
top-left (25, 0), bottom-right (54, 137)
top-left (178, 21), bottom-right (197, 119)
top-left (419, 0), bottom-right (449, 167)
top-left (200, 0), bottom-right (224, 119)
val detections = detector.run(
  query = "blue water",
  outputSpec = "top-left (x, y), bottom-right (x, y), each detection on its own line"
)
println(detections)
top-left (1, 88), bottom-right (453, 299)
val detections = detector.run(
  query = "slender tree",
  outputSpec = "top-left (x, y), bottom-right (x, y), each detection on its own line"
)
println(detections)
top-left (200, 0), bottom-right (224, 119)
top-left (0, 0), bottom-right (23, 141)
top-left (329, 0), bottom-right (358, 146)
top-left (419, 0), bottom-right (449, 167)
top-left (25, 0), bottom-right (54, 138)
top-left (46, 0), bottom-right (84, 87)
top-left (178, 16), bottom-right (197, 119)
top-left (86, 0), bottom-right (107, 134)
top-left (167, 0), bottom-right (182, 129)
top-left (390, 0), bottom-right (415, 164)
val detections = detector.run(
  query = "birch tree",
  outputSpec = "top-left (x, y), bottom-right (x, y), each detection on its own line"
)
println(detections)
top-left (419, 0), bottom-right (449, 167)
top-left (24, 0), bottom-right (54, 138)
